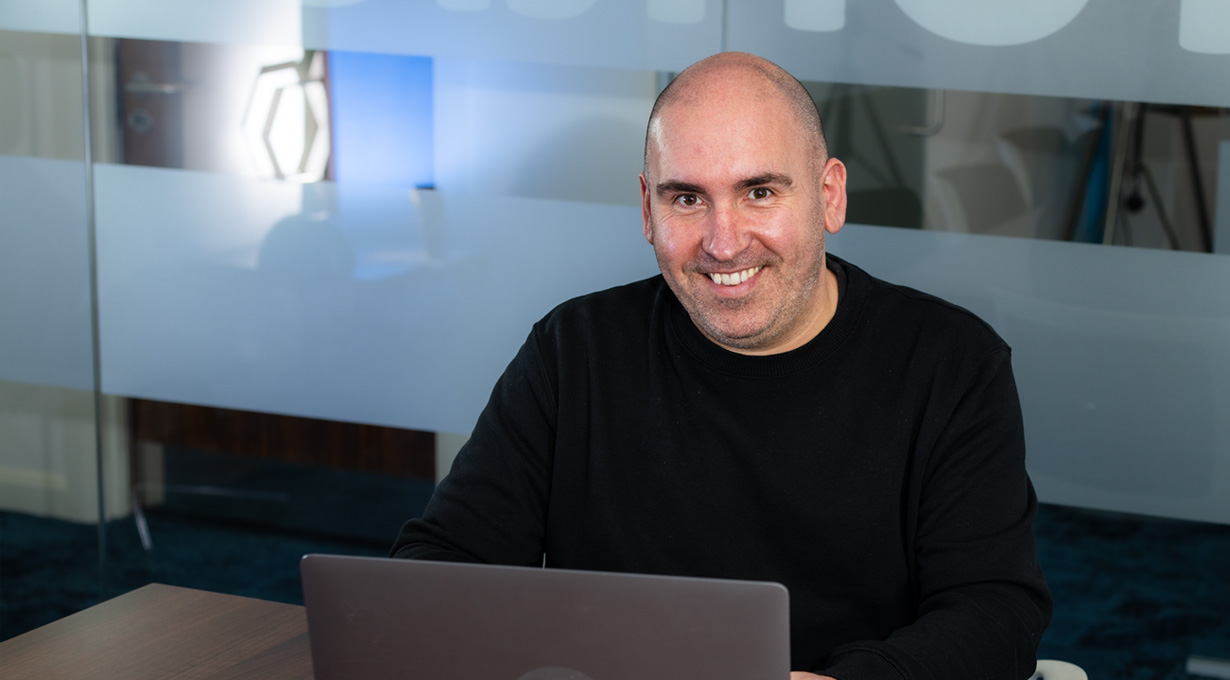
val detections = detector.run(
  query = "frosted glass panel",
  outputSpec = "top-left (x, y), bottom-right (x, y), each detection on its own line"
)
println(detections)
top-left (91, 162), bottom-right (1230, 523)
top-left (94, 163), bottom-right (659, 434)
top-left (829, 225), bottom-right (1230, 524)
top-left (729, 0), bottom-right (1230, 107)
top-left (88, 49), bottom-right (657, 432)
top-left (0, 0), bottom-right (79, 35)
top-left (433, 58), bottom-right (654, 205)
top-left (59, 0), bottom-right (1230, 531)
top-left (87, 0), bottom-right (307, 48)
top-left (87, 0), bottom-right (723, 71)
top-left (0, 156), bottom-right (94, 391)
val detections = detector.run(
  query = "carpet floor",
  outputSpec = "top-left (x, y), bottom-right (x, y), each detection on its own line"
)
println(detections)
top-left (3, 502), bottom-right (1228, 679)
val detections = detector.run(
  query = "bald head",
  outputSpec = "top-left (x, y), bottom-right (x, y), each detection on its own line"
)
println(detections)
top-left (644, 52), bottom-right (828, 177)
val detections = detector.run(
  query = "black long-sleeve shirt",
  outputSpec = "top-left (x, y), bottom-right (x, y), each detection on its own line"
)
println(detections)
top-left (393, 255), bottom-right (1052, 679)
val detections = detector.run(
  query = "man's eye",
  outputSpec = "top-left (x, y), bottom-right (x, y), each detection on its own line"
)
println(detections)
top-left (749, 187), bottom-right (771, 200)
top-left (677, 194), bottom-right (699, 207)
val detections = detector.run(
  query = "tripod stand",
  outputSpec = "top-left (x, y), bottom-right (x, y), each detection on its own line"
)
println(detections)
top-left (1099, 102), bottom-right (1214, 251)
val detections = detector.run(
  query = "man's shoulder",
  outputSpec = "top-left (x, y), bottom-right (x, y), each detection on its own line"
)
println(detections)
top-left (844, 258), bottom-right (1008, 352)
top-left (555, 274), bottom-right (666, 310)
top-left (534, 275), bottom-right (667, 336)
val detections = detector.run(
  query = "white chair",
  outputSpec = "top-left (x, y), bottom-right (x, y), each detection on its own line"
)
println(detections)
top-left (1030, 659), bottom-right (1088, 680)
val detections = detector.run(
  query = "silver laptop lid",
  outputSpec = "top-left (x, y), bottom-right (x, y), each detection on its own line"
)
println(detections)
top-left (301, 554), bottom-right (790, 680)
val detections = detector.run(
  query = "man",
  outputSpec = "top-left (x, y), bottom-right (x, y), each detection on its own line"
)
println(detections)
top-left (393, 52), bottom-right (1052, 679)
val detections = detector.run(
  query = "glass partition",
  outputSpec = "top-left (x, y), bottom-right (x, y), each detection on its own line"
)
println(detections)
top-left (0, 6), bottom-right (111, 637)
top-left (72, 0), bottom-right (1229, 526)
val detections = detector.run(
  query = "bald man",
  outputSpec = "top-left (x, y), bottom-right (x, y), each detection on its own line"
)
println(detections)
top-left (394, 52), bottom-right (1052, 679)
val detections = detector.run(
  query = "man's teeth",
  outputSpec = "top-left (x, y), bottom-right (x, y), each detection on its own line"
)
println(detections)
top-left (708, 266), bottom-right (762, 286)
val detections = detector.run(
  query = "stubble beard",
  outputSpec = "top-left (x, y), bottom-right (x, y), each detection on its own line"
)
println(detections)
top-left (696, 262), bottom-right (822, 352)
top-left (652, 223), bottom-right (827, 353)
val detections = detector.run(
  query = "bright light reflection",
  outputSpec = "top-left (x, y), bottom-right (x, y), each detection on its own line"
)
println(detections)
top-left (243, 64), bottom-right (299, 179)
top-left (268, 83), bottom-right (306, 177)
top-left (241, 52), bottom-right (330, 182)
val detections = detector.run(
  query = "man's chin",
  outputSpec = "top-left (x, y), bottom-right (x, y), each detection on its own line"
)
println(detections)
top-left (695, 317), bottom-right (775, 352)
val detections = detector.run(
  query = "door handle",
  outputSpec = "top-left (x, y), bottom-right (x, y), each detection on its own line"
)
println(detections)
top-left (125, 71), bottom-right (185, 96)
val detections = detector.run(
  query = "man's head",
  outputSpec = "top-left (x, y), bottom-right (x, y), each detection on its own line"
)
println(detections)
top-left (640, 52), bottom-right (847, 356)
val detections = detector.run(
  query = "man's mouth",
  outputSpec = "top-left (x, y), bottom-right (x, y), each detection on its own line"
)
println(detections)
top-left (707, 266), bottom-right (762, 286)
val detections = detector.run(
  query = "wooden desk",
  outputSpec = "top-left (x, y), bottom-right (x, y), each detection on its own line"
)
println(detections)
top-left (0, 584), bottom-right (312, 680)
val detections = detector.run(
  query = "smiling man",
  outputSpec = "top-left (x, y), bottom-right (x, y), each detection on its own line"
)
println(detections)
top-left (393, 52), bottom-right (1052, 679)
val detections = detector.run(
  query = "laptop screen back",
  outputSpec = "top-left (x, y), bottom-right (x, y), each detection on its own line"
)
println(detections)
top-left (301, 554), bottom-right (790, 680)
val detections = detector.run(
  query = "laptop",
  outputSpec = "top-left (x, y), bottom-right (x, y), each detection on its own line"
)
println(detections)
top-left (300, 554), bottom-right (791, 680)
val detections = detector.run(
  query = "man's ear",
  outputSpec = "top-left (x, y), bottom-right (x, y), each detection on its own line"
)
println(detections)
top-left (821, 157), bottom-right (848, 235)
top-left (640, 172), bottom-right (654, 244)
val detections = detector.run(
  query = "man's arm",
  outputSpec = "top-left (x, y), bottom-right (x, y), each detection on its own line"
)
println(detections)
top-left (817, 349), bottom-right (1052, 680)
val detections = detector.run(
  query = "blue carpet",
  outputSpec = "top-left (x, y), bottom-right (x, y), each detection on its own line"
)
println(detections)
top-left (2, 448), bottom-right (437, 639)
top-left (0, 507), bottom-right (389, 640)
top-left (3, 503), bottom-right (1228, 679)
top-left (1034, 505), bottom-right (1230, 679)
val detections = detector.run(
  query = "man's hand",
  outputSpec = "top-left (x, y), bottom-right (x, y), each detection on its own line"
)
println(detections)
top-left (791, 673), bottom-right (837, 680)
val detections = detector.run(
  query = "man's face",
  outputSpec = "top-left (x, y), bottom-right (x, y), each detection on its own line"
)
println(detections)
top-left (640, 83), bottom-right (847, 355)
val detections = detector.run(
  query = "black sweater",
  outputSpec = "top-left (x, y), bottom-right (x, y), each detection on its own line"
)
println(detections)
top-left (393, 256), bottom-right (1052, 679)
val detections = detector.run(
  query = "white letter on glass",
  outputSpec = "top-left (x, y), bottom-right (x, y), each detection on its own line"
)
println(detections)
top-left (647, 0), bottom-right (705, 24)
top-left (436, 0), bottom-right (493, 10)
top-left (505, 0), bottom-right (597, 20)
top-left (893, 0), bottom-right (1089, 47)
top-left (784, 0), bottom-right (845, 32)
top-left (1180, 0), bottom-right (1230, 54)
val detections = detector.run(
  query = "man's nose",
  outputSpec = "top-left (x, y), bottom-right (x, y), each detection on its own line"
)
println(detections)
top-left (701, 202), bottom-right (748, 262)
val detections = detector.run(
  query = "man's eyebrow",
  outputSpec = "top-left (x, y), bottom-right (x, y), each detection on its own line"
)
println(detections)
top-left (655, 174), bottom-right (792, 197)
top-left (736, 173), bottom-right (792, 191)
top-left (655, 180), bottom-right (705, 197)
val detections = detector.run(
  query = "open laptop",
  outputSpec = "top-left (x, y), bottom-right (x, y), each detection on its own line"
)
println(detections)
top-left (301, 554), bottom-right (790, 680)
